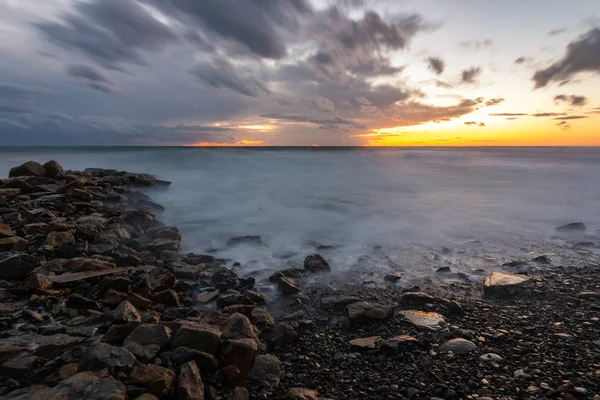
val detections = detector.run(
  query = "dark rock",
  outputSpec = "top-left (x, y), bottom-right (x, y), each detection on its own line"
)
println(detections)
top-left (271, 323), bottom-right (298, 346)
top-left (285, 388), bottom-right (319, 400)
top-left (532, 255), bottom-right (550, 264)
top-left (303, 254), bottom-right (331, 273)
top-left (127, 292), bottom-right (153, 310)
top-left (177, 361), bottom-right (204, 400)
top-left (211, 268), bottom-right (240, 292)
top-left (321, 296), bottom-right (360, 308)
top-left (483, 272), bottom-right (530, 298)
top-left (399, 292), bottom-right (436, 306)
top-left (129, 364), bottom-right (176, 397)
top-left (251, 308), bottom-right (275, 328)
top-left (220, 313), bottom-right (258, 341)
top-left (0, 253), bottom-right (39, 280)
top-left (219, 338), bottom-right (258, 378)
top-left (226, 236), bottom-right (263, 246)
top-left (384, 272), bottom-right (402, 282)
top-left (153, 289), bottom-right (180, 307)
top-left (269, 269), bottom-right (305, 283)
top-left (124, 324), bottom-right (172, 362)
top-left (346, 301), bottom-right (394, 325)
top-left (78, 342), bottom-right (137, 374)
top-left (9, 161), bottom-right (46, 178)
top-left (278, 277), bottom-right (301, 294)
top-left (66, 294), bottom-right (100, 310)
top-left (349, 336), bottom-right (380, 349)
top-left (2, 354), bottom-right (45, 378)
top-left (249, 354), bottom-right (283, 388)
top-left (43, 160), bottom-right (64, 178)
top-left (555, 222), bottom-right (586, 232)
top-left (169, 347), bottom-right (219, 376)
top-left (439, 338), bottom-right (478, 354)
top-left (381, 335), bottom-right (418, 351)
top-left (25, 273), bottom-right (52, 291)
top-left (0, 224), bottom-right (13, 238)
top-left (114, 300), bottom-right (142, 323)
top-left (172, 324), bottom-right (221, 355)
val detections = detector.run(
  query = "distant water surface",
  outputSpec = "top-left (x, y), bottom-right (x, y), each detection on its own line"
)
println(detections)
top-left (1, 147), bottom-right (599, 283)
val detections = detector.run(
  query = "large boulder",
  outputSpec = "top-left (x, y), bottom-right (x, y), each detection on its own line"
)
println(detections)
top-left (219, 338), bottom-right (258, 378)
top-left (43, 160), bottom-right (65, 178)
top-left (78, 342), bottom-right (136, 374)
top-left (483, 272), bottom-right (530, 298)
top-left (177, 361), bottom-right (204, 400)
top-left (9, 161), bottom-right (46, 178)
top-left (124, 324), bottom-right (172, 362)
top-left (303, 254), bottom-right (331, 273)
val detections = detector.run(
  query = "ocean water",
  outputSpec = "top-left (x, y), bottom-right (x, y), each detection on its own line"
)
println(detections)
top-left (1, 147), bottom-right (599, 284)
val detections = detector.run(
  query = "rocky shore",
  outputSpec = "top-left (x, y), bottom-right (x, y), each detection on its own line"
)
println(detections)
top-left (0, 160), bottom-right (599, 400)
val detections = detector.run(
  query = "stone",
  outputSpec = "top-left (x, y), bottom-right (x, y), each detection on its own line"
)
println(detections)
top-left (23, 309), bottom-right (44, 322)
top-left (64, 258), bottom-right (115, 272)
top-left (211, 268), bottom-right (241, 292)
top-left (25, 273), bottom-right (52, 291)
top-left (285, 388), bottom-right (319, 400)
top-left (170, 347), bottom-right (219, 376)
top-left (153, 289), bottom-right (180, 307)
top-left (1, 371), bottom-right (127, 400)
top-left (219, 338), bottom-right (258, 378)
top-left (384, 272), bottom-right (402, 282)
top-left (43, 160), bottom-right (64, 178)
top-left (251, 307), bottom-right (275, 328)
top-left (177, 361), bottom-right (204, 400)
top-left (0, 224), bottom-right (13, 238)
top-left (9, 161), bottom-right (46, 178)
top-left (399, 292), bottom-right (436, 306)
top-left (480, 353), bottom-right (503, 362)
top-left (555, 222), bottom-right (586, 232)
top-left (172, 324), bottom-right (221, 355)
top-left (398, 310), bottom-right (446, 331)
top-left (220, 313), bottom-right (258, 341)
top-left (250, 354), bottom-right (283, 388)
top-left (66, 293), bottom-right (100, 310)
top-left (0, 237), bottom-right (27, 251)
top-left (271, 323), bottom-right (298, 346)
top-left (440, 338), bottom-right (478, 354)
top-left (303, 254), bottom-right (331, 273)
top-left (278, 277), bottom-right (301, 294)
top-left (226, 235), bottom-right (263, 246)
top-left (0, 188), bottom-right (21, 198)
top-left (349, 336), bottom-right (380, 349)
top-left (346, 301), bottom-right (394, 325)
top-left (78, 342), bottom-right (137, 374)
top-left (2, 354), bottom-right (44, 378)
top-left (483, 272), bottom-right (530, 298)
top-left (127, 292), bottom-right (153, 309)
top-left (196, 290), bottom-right (219, 303)
top-left (124, 324), bottom-right (172, 362)
top-left (227, 387), bottom-right (249, 400)
top-left (129, 364), bottom-right (176, 397)
top-left (0, 333), bottom-right (85, 359)
top-left (321, 296), bottom-right (360, 308)
top-left (114, 300), bottom-right (141, 323)
top-left (381, 335), bottom-right (419, 351)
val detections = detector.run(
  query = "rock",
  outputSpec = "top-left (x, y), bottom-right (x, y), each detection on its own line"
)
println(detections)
top-left (1, 371), bottom-right (127, 400)
top-left (127, 292), bottom-right (153, 309)
top-left (220, 313), bottom-right (258, 341)
top-left (226, 235), bottom-right (263, 246)
top-left (285, 388), bottom-right (319, 400)
top-left (251, 307), bottom-right (275, 328)
top-left (398, 310), bottom-right (446, 331)
top-left (532, 255), bottom-right (550, 264)
top-left (64, 258), bottom-right (115, 272)
top-left (555, 222), bottom-right (586, 232)
top-left (483, 272), bottom-right (530, 298)
top-left (196, 290), bottom-right (219, 303)
top-left (346, 301), bottom-right (394, 325)
top-left (23, 309), bottom-right (44, 322)
top-left (303, 254), bottom-right (330, 273)
top-left (172, 324), bottom-right (222, 355)
top-left (0, 188), bottom-right (21, 198)
top-left (384, 272), bottom-right (402, 282)
top-left (349, 336), bottom-right (380, 349)
top-left (0, 237), bottom-right (27, 251)
top-left (250, 354), bottom-right (283, 388)
top-left (381, 335), bottom-right (418, 351)
top-left (399, 292), bottom-right (436, 306)
top-left (219, 338), bottom-right (258, 378)
top-left (271, 323), bottom-right (298, 346)
top-left (78, 341), bottom-right (137, 374)
top-left (0, 224), bottom-right (13, 238)
top-left (43, 160), bottom-right (64, 178)
top-left (269, 269), bottom-right (305, 283)
top-left (71, 189), bottom-right (93, 201)
top-left (480, 353), bottom-right (503, 362)
top-left (0, 333), bottom-right (85, 359)
top-left (124, 324), bottom-right (172, 362)
top-left (211, 268), bottom-right (240, 292)
top-left (129, 364), bottom-right (176, 397)
top-left (278, 277), bottom-right (301, 294)
top-left (177, 361), bottom-right (204, 400)
top-left (0, 253), bottom-right (39, 280)
top-left (66, 293), bottom-right (100, 310)
top-left (9, 161), bottom-right (46, 178)
top-left (114, 300), bottom-right (142, 323)
top-left (169, 347), bottom-right (219, 376)
top-left (321, 296), bottom-right (360, 308)
top-left (153, 289), bottom-right (180, 307)
top-left (2, 354), bottom-right (44, 378)
top-left (439, 338), bottom-right (478, 354)
top-left (25, 273), bottom-right (52, 291)
top-left (227, 387), bottom-right (249, 400)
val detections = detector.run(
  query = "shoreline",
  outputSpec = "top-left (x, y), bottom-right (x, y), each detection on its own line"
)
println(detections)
top-left (0, 160), bottom-right (598, 399)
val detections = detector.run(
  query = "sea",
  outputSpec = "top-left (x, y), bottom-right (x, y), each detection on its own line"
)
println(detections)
top-left (1, 146), bottom-right (599, 285)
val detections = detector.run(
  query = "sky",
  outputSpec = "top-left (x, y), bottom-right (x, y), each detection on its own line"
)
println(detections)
top-left (0, 0), bottom-right (599, 146)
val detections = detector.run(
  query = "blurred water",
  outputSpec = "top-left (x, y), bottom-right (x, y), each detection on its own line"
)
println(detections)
top-left (1, 146), bottom-right (599, 282)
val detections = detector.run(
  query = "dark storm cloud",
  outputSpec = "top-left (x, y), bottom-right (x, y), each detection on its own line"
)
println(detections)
top-left (66, 64), bottom-right (117, 94)
top-left (261, 113), bottom-right (364, 129)
top-left (460, 67), bottom-right (482, 83)
top-left (489, 113), bottom-right (528, 117)
top-left (36, 0), bottom-right (178, 70)
top-left (426, 57), bottom-right (445, 75)
top-left (0, 83), bottom-right (55, 99)
top-left (464, 121), bottom-right (486, 127)
top-left (549, 28), bottom-right (567, 36)
top-left (533, 28), bottom-right (600, 88)
top-left (485, 98), bottom-right (505, 106)
top-left (0, 105), bottom-right (32, 114)
top-left (556, 121), bottom-right (570, 130)
top-left (515, 56), bottom-right (534, 64)
top-left (191, 58), bottom-right (270, 97)
top-left (459, 39), bottom-right (493, 49)
top-left (554, 115), bottom-right (587, 120)
top-left (553, 94), bottom-right (588, 106)
top-left (347, 59), bottom-right (404, 77)
top-left (148, 0), bottom-right (312, 59)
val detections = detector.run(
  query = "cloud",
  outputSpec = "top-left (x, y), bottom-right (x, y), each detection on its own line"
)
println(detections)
top-left (489, 113), bottom-right (528, 116)
top-left (531, 112), bottom-right (567, 117)
top-left (485, 98), bottom-right (505, 106)
top-left (389, 98), bottom-right (484, 126)
top-left (553, 94), bottom-right (588, 106)
top-left (464, 121), bottom-right (486, 127)
top-left (191, 57), bottom-right (270, 97)
top-left (66, 64), bottom-right (117, 94)
top-left (461, 66), bottom-right (482, 83)
top-left (549, 28), bottom-right (567, 36)
top-left (0, 82), bottom-right (55, 99)
top-left (533, 28), bottom-right (600, 88)
top-left (261, 113), bottom-right (364, 130)
top-left (308, 95), bottom-right (336, 113)
top-left (459, 39), bottom-right (493, 49)
top-left (556, 121), bottom-right (570, 130)
top-left (554, 115), bottom-right (587, 120)
top-left (515, 56), bottom-right (534, 64)
top-left (426, 57), bottom-right (445, 75)
top-left (347, 59), bottom-right (404, 77)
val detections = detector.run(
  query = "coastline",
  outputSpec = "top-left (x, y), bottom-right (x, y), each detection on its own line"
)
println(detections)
top-left (0, 160), bottom-right (598, 399)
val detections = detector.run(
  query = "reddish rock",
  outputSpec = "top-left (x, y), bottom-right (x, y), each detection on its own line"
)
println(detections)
top-left (177, 361), bottom-right (205, 400)
top-left (129, 364), bottom-right (176, 397)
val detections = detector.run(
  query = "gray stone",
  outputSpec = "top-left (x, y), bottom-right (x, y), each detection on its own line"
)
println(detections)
top-left (440, 338), bottom-right (478, 354)
top-left (303, 254), bottom-right (330, 273)
top-left (249, 354), bottom-right (283, 388)
top-left (346, 301), bottom-right (394, 325)
top-left (483, 272), bottom-right (530, 298)
top-left (555, 222), bottom-right (586, 232)
top-left (78, 342), bottom-right (137, 373)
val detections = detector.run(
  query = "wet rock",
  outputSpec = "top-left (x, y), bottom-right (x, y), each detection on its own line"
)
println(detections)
top-left (172, 324), bottom-right (221, 355)
top-left (153, 289), bottom-right (180, 307)
top-left (555, 222), bottom-right (586, 232)
top-left (43, 160), bottom-right (64, 178)
top-left (177, 361), bottom-right (204, 400)
top-left (124, 324), bottom-right (172, 362)
top-left (321, 295), bottom-right (360, 308)
top-left (303, 254), bottom-right (330, 273)
top-left (105, 322), bottom-right (141, 344)
top-left (23, 309), bottom-right (44, 322)
top-left (399, 292), bottom-right (436, 306)
top-left (269, 268), bottom-right (305, 283)
top-left (211, 268), bottom-right (241, 292)
top-left (129, 364), bottom-right (176, 397)
top-left (249, 354), bottom-right (283, 388)
top-left (196, 290), bottom-right (219, 303)
top-left (219, 338), bottom-right (258, 378)
top-left (78, 342), bottom-right (137, 374)
top-left (251, 307), bottom-right (275, 328)
top-left (349, 336), bottom-right (380, 349)
top-left (532, 254), bottom-right (550, 264)
top-left (384, 272), bottom-right (402, 283)
top-left (346, 301), bottom-right (394, 325)
top-left (278, 277), bottom-right (301, 294)
top-left (483, 272), bottom-right (530, 298)
top-left (271, 323), bottom-right (298, 346)
top-left (221, 313), bottom-right (258, 341)
top-left (285, 388), bottom-right (319, 400)
top-left (9, 161), bottom-right (46, 178)
top-left (439, 338), bottom-right (478, 354)
top-left (226, 235), bottom-right (263, 246)
top-left (169, 347), bottom-right (219, 376)
top-left (114, 300), bottom-right (142, 323)
top-left (398, 310), bottom-right (446, 331)
top-left (99, 276), bottom-right (131, 294)
top-left (227, 387), bottom-right (249, 400)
